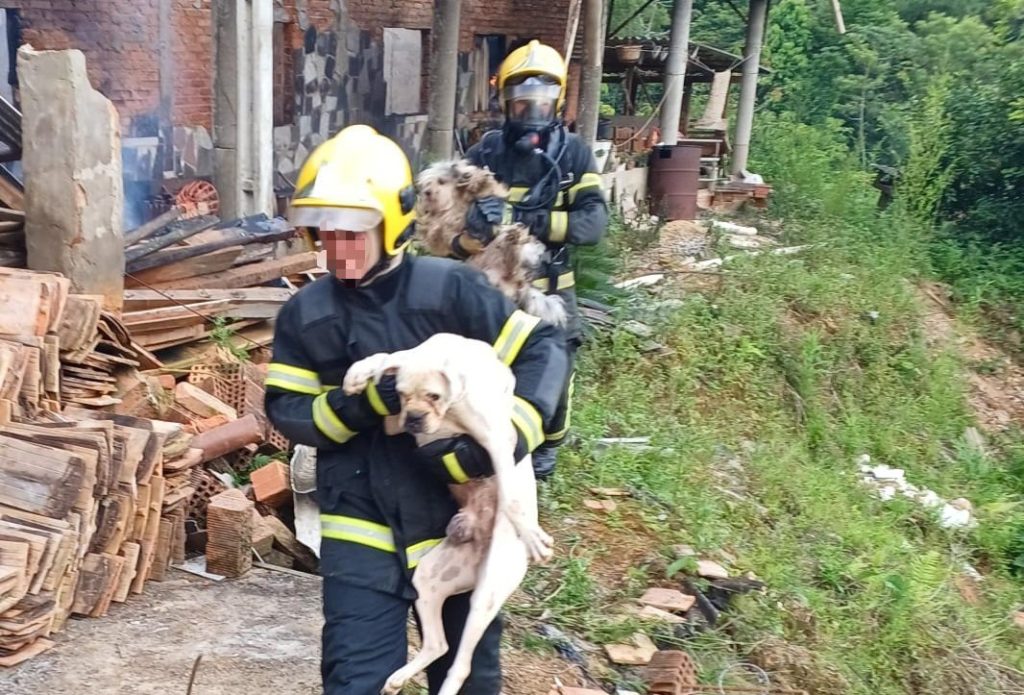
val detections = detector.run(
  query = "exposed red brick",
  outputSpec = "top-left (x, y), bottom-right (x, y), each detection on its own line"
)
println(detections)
top-left (10, 0), bottom-right (571, 140)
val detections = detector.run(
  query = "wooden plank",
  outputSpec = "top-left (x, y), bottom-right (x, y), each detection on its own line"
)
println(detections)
top-left (262, 515), bottom-right (318, 571)
top-left (41, 334), bottom-right (60, 395)
top-left (131, 474), bottom-right (164, 594)
top-left (131, 485), bottom-right (151, 543)
top-left (0, 271), bottom-right (69, 336)
top-left (0, 521), bottom-right (59, 596)
top-left (56, 294), bottom-right (102, 357)
top-left (19, 346), bottom-right (40, 409)
top-left (133, 323), bottom-right (206, 349)
top-left (126, 224), bottom-right (295, 274)
top-left (15, 421), bottom-right (112, 499)
top-left (90, 554), bottom-right (125, 617)
top-left (0, 531), bottom-right (43, 594)
top-left (0, 435), bottom-right (84, 518)
top-left (0, 176), bottom-right (25, 212)
top-left (123, 299), bottom-right (235, 327)
top-left (0, 540), bottom-right (29, 612)
top-left (124, 246), bottom-right (244, 288)
top-left (141, 252), bottom-right (319, 291)
top-left (71, 553), bottom-right (116, 616)
top-left (123, 287), bottom-right (295, 308)
top-left (123, 205), bottom-right (184, 246)
top-left (0, 510), bottom-right (74, 595)
top-left (113, 542), bottom-right (140, 602)
top-left (0, 208), bottom-right (25, 224)
top-left (123, 215), bottom-right (220, 264)
top-left (148, 518), bottom-right (174, 582)
top-left (0, 637), bottom-right (55, 667)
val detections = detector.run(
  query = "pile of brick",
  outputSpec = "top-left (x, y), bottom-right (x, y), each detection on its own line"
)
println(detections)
top-left (0, 267), bottom-right (312, 668)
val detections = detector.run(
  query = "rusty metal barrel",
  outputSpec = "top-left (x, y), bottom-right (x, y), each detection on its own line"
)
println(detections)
top-left (648, 144), bottom-right (701, 221)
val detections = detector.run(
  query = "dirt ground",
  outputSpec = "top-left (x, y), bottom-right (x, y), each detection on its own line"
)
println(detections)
top-left (2, 565), bottom-right (577, 695)
top-left (917, 281), bottom-right (1024, 432)
top-left (3, 568), bottom-right (324, 695)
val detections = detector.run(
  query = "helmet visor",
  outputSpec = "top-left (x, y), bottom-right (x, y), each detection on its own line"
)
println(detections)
top-left (288, 205), bottom-right (383, 233)
top-left (503, 81), bottom-right (561, 126)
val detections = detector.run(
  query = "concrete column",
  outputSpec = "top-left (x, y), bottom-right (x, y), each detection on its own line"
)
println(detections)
top-left (731, 0), bottom-right (768, 179)
top-left (252, 0), bottom-right (274, 214)
top-left (214, 0), bottom-right (274, 218)
top-left (17, 46), bottom-right (125, 310)
top-left (577, 0), bottom-right (604, 146)
top-left (424, 0), bottom-right (462, 163)
top-left (659, 0), bottom-right (694, 146)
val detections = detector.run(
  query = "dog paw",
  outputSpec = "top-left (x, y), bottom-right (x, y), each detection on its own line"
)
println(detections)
top-left (342, 354), bottom-right (389, 395)
top-left (520, 525), bottom-right (554, 564)
top-left (445, 510), bottom-right (477, 544)
top-left (381, 675), bottom-right (406, 695)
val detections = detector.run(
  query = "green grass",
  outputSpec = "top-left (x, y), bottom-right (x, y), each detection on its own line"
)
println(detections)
top-left (511, 126), bottom-right (1024, 692)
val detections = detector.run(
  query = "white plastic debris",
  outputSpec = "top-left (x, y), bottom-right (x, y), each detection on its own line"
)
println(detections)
top-left (871, 465), bottom-right (905, 482)
top-left (712, 220), bottom-right (759, 236)
top-left (615, 274), bottom-right (666, 290)
top-left (858, 456), bottom-right (974, 529)
top-left (940, 503), bottom-right (972, 529)
top-left (962, 563), bottom-right (984, 582)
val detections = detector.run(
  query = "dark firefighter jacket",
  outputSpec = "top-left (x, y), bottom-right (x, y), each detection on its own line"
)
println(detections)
top-left (465, 128), bottom-right (609, 342)
top-left (263, 256), bottom-right (568, 599)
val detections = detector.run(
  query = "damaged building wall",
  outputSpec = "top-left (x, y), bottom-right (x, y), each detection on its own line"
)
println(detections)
top-left (6, 0), bottom-right (571, 218)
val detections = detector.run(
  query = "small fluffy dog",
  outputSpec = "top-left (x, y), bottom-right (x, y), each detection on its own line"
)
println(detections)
top-left (342, 333), bottom-right (553, 695)
top-left (416, 160), bottom-right (568, 327)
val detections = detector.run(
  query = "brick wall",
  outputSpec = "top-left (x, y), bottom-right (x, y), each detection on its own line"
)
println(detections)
top-left (9, 0), bottom-right (215, 131)
top-left (172, 0), bottom-right (213, 129)
top-left (14, 0), bottom-right (161, 129)
top-left (10, 0), bottom-right (571, 128)
top-left (345, 0), bottom-right (567, 54)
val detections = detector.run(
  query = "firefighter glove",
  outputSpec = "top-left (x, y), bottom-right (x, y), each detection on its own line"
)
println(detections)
top-left (465, 196), bottom-right (506, 244)
top-left (415, 432), bottom-right (529, 485)
top-left (513, 207), bottom-right (550, 238)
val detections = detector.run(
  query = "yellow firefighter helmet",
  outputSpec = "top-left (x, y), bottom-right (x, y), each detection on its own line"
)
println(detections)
top-left (289, 124), bottom-right (416, 256)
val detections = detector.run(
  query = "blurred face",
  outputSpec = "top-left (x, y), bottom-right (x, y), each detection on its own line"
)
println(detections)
top-left (320, 227), bottom-right (382, 281)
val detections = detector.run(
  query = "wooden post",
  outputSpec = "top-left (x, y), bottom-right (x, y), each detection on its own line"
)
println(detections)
top-left (424, 0), bottom-right (462, 162)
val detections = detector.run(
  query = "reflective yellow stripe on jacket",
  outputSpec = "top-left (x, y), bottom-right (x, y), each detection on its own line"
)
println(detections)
top-left (512, 396), bottom-right (544, 451)
top-left (312, 392), bottom-right (356, 444)
top-left (321, 515), bottom-right (443, 568)
top-left (532, 270), bottom-right (575, 291)
top-left (266, 363), bottom-right (322, 395)
top-left (492, 310), bottom-right (540, 366)
top-left (567, 172), bottom-right (603, 205)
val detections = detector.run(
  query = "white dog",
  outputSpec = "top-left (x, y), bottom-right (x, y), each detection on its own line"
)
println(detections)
top-left (342, 333), bottom-right (553, 695)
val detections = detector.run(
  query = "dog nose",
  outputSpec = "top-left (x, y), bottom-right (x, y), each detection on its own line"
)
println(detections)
top-left (405, 411), bottom-right (425, 433)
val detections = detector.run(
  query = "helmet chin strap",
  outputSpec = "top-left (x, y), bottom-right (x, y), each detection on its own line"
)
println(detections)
top-left (349, 249), bottom-right (403, 288)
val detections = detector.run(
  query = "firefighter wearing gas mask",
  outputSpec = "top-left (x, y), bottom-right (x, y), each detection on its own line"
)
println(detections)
top-left (265, 125), bottom-right (568, 695)
top-left (456, 40), bottom-right (609, 480)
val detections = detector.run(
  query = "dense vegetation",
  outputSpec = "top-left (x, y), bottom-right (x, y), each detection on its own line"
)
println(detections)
top-left (604, 0), bottom-right (1024, 333)
top-left (522, 3), bottom-right (1024, 693)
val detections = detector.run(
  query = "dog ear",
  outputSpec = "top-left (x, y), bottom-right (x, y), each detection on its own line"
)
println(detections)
top-left (439, 359), bottom-right (466, 403)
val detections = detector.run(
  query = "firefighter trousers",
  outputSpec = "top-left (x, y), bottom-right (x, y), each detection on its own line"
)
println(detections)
top-left (321, 576), bottom-right (503, 695)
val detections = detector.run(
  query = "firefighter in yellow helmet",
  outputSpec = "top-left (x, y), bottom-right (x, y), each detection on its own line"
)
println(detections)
top-left (459, 40), bottom-right (609, 480)
top-left (264, 124), bottom-right (568, 694)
